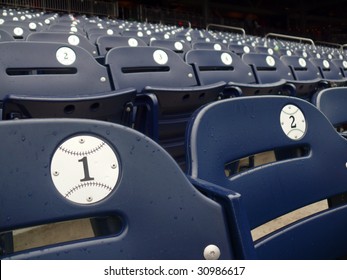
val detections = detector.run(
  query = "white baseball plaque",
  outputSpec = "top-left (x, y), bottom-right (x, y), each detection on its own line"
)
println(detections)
top-left (51, 135), bottom-right (120, 204)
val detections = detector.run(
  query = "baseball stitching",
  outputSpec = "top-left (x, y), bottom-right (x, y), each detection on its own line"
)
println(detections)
top-left (65, 181), bottom-right (113, 198)
top-left (58, 141), bottom-right (106, 157)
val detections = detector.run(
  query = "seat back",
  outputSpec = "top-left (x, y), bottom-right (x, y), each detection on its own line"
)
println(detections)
top-left (309, 57), bottom-right (347, 86)
top-left (0, 41), bottom-right (112, 98)
top-left (150, 39), bottom-right (191, 59)
top-left (331, 58), bottom-right (347, 78)
top-left (96, 35), bottom-right (147, 56)
top-left (0, 118), bottom-right (233, 260)
top-left (280, 55), bottom-right (324, 98)
top-left (192, 42), bottom-right (227, 51)
top-left (228, 43), bottom-right (254, 56)
top-left (242, 52), bottom-right (293, 84)
top-left (313, 86), bottom-right (347, 129)
top-left (105, 46), bottom-right (199, 91)
top-left (186, 96), bottom-right (347, 259)
top-left (280, 55), bottom-right (322, 81)
top-left (0, 29), bottom-right (15, 42)
top-left (27, 32), bottom-right (98, 57)
top-left (105, 46), bottom-right (225, 168)
top-left (185, 49), bottom-right (256, 85)
top-left (186, 49), bottom-right (293, 96)
top-left (0, 24), bottom-right (31, 40)
top-left (0, 41), bottom-right (136, 125)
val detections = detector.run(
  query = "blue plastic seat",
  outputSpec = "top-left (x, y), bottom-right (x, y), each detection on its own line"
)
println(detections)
top-left (0, 29), bottom-right (15, 42)
top-left (0, 41), bottom-right (136, 125)
top-left (105, 46), bottom-right (226, 169)
top-left (186, 49), bottom-right (292, 96)
top-left (0, 118), bottom-right (233, 259)
top-left (312, 86), bottom-right (347, 139)
top-left (280, 55), bottom-right (328, 99)
top-left (186, 95), bottom-right (347, 259)
top-left (309, 57), bottom-right (347, 87)
top-left (242, 52), bottom-right (300, 95)
top-left (27, 32), bottom-right (99, 57)
top-left (192, 42), bottom-right (228, 51)
top-left (96, 35), bottom-right (147, 56)
top-left (150, 39), bottom-right (191, 59)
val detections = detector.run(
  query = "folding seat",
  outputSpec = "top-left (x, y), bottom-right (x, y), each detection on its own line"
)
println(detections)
top-left (312, 86), bottom-right (347, 135)
top-left (0, 118), bottom-right (234, 259)
top-left (331, 58), bottom-right (347, 78)
top-left (0, 29), bottom-right (14, 42)
top-left (254, 45), bottom-right (275, 55)
top-left (0, 41), bottom-right (136, 125)
top-left (311, 87), bottom-right (347, 206)
top-left (105, 46), bottom-right (226, 169)
top-left (96, 35), bottom-right (147, 56)
top-left (86, 27), bottom-right (120, 44)
top-left (150, 39), bottom-right (191, 59)
top-left (192, 41), bottom-right (228, 51)
top-left (280, 55), bottom-right (327, 99)
top-left (121, 30), bottom-right (150, 45)
top-left (186, 49), bottom-right (295, 96)
top-left (242, 52), bottom-right (310, 96)
top-left (27, 32), bottom-right (98, 57)
top-left (228, 43), bottom-right (254, 56)
top-left (309, 57), bottom-right (347, 87)
top-left (186, 95), bottom-right (347, 259)
top-left (0, 24), bottom-right (31, 40)
top-left (47, 23), bottom-right (85, 35)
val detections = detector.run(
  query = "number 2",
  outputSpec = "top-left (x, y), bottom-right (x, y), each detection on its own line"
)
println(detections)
top-left (289, 115), bottom-right (297, 128)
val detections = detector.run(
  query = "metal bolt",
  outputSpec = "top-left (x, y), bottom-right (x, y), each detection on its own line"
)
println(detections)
top-left (79, 138), bottom-right (85, 144)
top-left (86, 196), bottom-right (93, 202)
top-left (111, 163), bottom-right (117, 169)
top-left (203, 244), bottom-right (221, 260)
top-left (53, 171), bottom-right (59, 176)
top-left (188, 73), bottom-right (193, 78)
top-left (100, 77), bottom-right (106, 82)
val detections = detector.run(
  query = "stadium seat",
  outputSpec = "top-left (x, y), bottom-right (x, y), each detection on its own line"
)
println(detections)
top-left (280, 55), bottom-right (328, 99)
top-left (185, 49), bottom-right (292, 96)
top-left (312, 86), bottom-right (347, 206)
top-left (331, 58), bottom-right (347, 78)
top-left (0, 41), bottom-right (136, 125)
top-left (0, 29), bottom-right (15, 42)
top-left (96, 35), bottom-right (147, 56)
top-left (0, 24), bottom-right (31, 40)
top-left (309, 57), bottom-right (347, 87)
top-left (312, 87), bottom-right (347, 131)
top-left (150, 39), bottom-right (191, 59)
top-left (27, 32), bottom-right (99, 57)
top-left (105, 46), bottom-right (226, 169)
top-left (242, 52), bottom-right (300, 95)
top-left (0, 118), bottom-right (234, 259)
top-left (228, 43), bottom-right (254, 56)
top-left (186, 95), bottom-right (347, 259)
top-left (192, 41), bottom-right (228, 51)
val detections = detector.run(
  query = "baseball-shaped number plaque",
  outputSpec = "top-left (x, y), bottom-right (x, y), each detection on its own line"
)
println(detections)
top-left (280, 104), bottom-right (307, 141)
top-left (51, 135), bottom-right (120, 204)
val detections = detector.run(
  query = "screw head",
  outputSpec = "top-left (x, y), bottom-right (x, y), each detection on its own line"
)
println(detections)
top-left (203, 244), bottom-right (221, 260)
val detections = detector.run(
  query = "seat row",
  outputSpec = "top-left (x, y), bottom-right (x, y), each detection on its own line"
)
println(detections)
top-left (1, 91), bottom-right (347, 259)
top-left (1, 40), bottom-right (347, 168)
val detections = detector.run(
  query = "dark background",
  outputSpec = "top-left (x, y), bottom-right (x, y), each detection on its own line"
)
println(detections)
top-left (114, 0), bottom-right (347, 43)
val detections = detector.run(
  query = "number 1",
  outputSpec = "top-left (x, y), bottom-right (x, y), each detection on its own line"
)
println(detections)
top-left (78, 156), bottom-right (94, 182)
